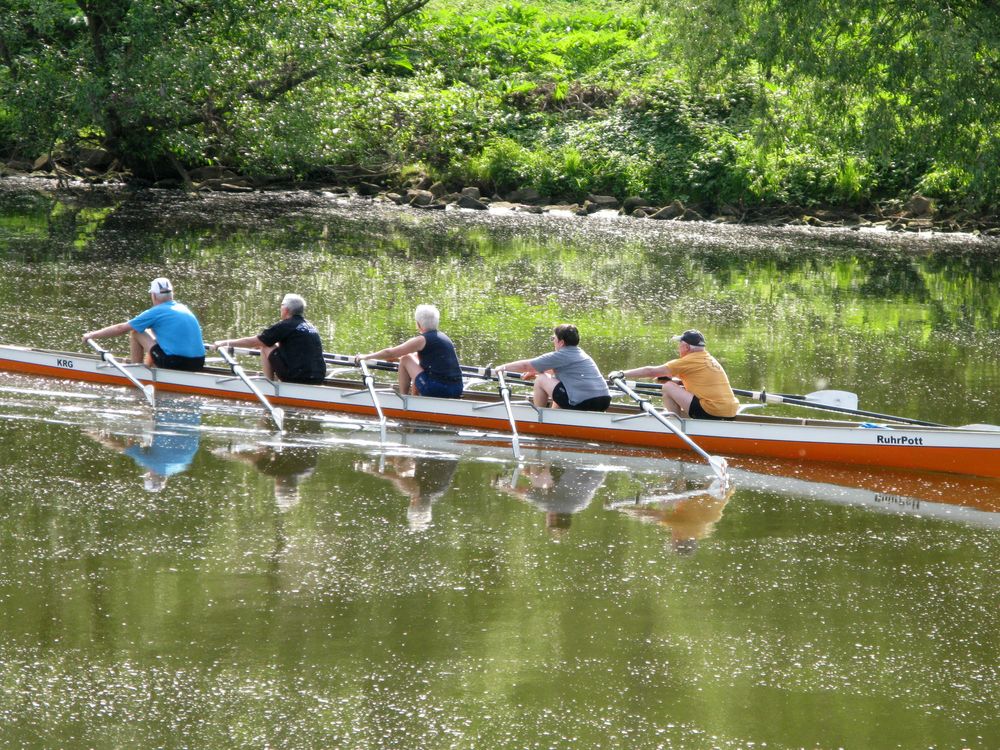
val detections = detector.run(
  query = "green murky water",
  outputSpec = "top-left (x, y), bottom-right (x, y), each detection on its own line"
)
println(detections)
top-left (0, 180), bottom-right (998, 749)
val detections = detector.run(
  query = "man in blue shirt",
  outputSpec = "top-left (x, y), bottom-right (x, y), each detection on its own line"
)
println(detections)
top-left (83, 277), bottom-right (205, 370)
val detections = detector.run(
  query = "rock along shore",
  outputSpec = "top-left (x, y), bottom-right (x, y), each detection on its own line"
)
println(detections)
top-left (4, 156), bottom-right (998, 237)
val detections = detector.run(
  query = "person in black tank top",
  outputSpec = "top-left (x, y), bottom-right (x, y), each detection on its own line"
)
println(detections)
top-left (355, 304), bottom-right (463, 398)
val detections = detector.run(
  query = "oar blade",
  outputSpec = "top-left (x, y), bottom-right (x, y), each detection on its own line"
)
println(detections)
top-left (142, 384), bottom-right (156, 407)
top-left (271, 407), bottom-right (285, 432)
top-left (805, 389), bottom-right (859, 410)
top-left (708, 455), bottom-right (730, 485)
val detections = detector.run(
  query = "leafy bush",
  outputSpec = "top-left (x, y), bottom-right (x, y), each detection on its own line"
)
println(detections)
top-left (916, 165), bottom-right (974, 205)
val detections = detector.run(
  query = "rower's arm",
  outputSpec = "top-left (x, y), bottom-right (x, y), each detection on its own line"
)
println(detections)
top-left (496, 359), bottom-right (537, 375)
top-left (620, 364), bottom-right (671, 380)
top-left (358, 335), bottom-right (424, 362)
top-left (215, 335), bottom-right (265, 349)
top-left (83, 322), bottom-right (131, 341)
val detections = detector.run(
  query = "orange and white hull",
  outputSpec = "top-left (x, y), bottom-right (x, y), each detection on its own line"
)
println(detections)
top-left (2, 344), bottom-right (999, 479)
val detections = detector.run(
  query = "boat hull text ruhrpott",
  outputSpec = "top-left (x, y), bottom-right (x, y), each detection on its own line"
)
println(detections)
top-left (2, 344), bottom-right (999, 479)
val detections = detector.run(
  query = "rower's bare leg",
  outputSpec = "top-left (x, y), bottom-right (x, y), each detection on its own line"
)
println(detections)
top-left (399, 353), bottom-right (422, 395)
top-left (533, 373), bottom-right (558, 408)
top-left (129, 329), bottom-right (155, 366)
top-left (662, 381), bottom-right (693, 418)
top-left (260, 344), bottom-right (277, 380)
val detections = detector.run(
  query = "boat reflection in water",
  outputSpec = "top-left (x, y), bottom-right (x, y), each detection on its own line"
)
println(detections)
top-left (85, 401), bottom-right (201, 492)
top-left (355, 454), bottom-right (459, 531)
top-left (608, 478), bottom-right (734, 555)
top-left (495, 463), bottom-right (608, 535)
top-left (214, 421), bottom-right (321, 511)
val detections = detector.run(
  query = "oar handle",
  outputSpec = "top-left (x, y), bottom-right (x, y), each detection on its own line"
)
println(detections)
top-left (325, 353), bottom-right (534, 386)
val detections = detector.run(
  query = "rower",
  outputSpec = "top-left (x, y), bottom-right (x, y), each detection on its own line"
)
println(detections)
top-left (355, 304), bottom-right (463, 398)
top-left (497, 323), bottom-right (611, 411)
top-left (608, 329), bottom-right (739, 420)
top-left (214, 293), bottom-right (326, 384)
top-left (83, 277), bottom-right (205, 371)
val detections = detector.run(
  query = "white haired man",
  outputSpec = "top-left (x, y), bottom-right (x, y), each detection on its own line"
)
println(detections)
top-left (356, 304), bottom-right (463, 398)
top-left (83, 277), bottom-right (205, 370)
top-left (215, 293), bottom-right (326, 384)
top-left (609, 329), bottom-right (739, 420)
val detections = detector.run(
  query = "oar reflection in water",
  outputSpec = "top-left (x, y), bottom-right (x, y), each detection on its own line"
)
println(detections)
top-left (494, 463), bottom-right (607, 536)
top-left (355, 454), bottom-right (459, 531)
top-left (609, 478), bottom-right (734, 555)
top-left (85, 402), bottom-right (202, 492)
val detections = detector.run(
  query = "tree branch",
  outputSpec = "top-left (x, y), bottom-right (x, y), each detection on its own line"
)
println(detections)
top-left (358, 0), bottom-right (430, 50)
top-left (0, 35), bottom-right (13, 70)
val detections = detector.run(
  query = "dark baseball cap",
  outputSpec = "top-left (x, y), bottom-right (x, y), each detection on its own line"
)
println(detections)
top-left (671, 329), bottom-right (706, 346)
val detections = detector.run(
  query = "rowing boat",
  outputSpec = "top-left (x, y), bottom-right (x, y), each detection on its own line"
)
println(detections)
top-left (2, 343), bottom-right (999, 479)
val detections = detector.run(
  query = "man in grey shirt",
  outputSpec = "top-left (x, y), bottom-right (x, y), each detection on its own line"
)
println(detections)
top-left (497, 324), bottom-right (612, 411)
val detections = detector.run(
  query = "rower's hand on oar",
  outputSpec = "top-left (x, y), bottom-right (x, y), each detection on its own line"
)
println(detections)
top-left (607, 370), bottom-right (625, 381)
top-left (211, 340), bottom-right (230, 351)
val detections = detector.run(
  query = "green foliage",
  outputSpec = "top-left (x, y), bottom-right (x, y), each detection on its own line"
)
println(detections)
top-left (467, 138), bottom-right (534, 192)
top-left (0, 0), bottom-right (431, 173)
top-left (917, 165), bottom-right (974, 205)
top-left (645, 0), bottom-right (1000, 208)
top-left (0, 0), bottom-right (997, 211)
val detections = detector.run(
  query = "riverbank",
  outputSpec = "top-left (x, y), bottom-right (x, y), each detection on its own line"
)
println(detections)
top-left (5, 167), bottom-right (999, 239)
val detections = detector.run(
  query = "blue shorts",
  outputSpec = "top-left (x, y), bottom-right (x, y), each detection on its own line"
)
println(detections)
top-left (415, 372), bottom-right (463, 398)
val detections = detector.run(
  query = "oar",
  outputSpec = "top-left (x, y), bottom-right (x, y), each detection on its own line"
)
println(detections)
top-left (357, 358), bottom-right (388, 441)
top-left (496, 368), bottom-right (522, 460)
top-left (732, 387), bottom-right (944, 426)
top-left (625, 379), bottom-right (943, 427)
top-left (609, 374), bottom-right (729, 483)
top-left (216, 345), bottom-right (284, 431)
top-left (86, 339), bottom-right (155, 407)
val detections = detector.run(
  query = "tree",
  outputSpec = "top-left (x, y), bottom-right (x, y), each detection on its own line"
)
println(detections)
top-left (645, 0), bottom-right (1000, 204)
top-left (0, 0), bottom-right (429, 176)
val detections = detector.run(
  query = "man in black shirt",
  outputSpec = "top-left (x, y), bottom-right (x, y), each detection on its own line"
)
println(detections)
top-left (214, 293), bottom-right (327, 384)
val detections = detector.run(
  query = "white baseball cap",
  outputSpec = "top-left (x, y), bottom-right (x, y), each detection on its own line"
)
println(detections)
top-left (149, 277), bottom-right (173, 295)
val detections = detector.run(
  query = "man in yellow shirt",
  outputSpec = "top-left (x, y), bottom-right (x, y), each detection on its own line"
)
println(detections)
top-left (609, 329), bottom-right (739, 419)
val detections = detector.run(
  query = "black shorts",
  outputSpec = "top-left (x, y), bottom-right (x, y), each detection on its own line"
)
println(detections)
top-left (552, 381), bottom-right (612, 412)
top-left (151, 344), bottom-right (204, 371)
top-left (689, 395), bottom-right (733, 421)
top-left (269, 349), bottom-right (325, 385)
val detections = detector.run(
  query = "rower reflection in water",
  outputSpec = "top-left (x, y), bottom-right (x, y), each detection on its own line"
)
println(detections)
top-left (611, 480), bottom-right (734, 555)
top-left (85, 403), bottom-right (201, 492)
top-left (214, 422), bottom-right (321, 511)
top-left (495, 463), bottom-right (607, 535)
top-left (355, 454), bottom-right (459, 530)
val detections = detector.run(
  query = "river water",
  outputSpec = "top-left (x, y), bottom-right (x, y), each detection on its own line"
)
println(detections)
top-left (0, 180), bottom-right (998, 749)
